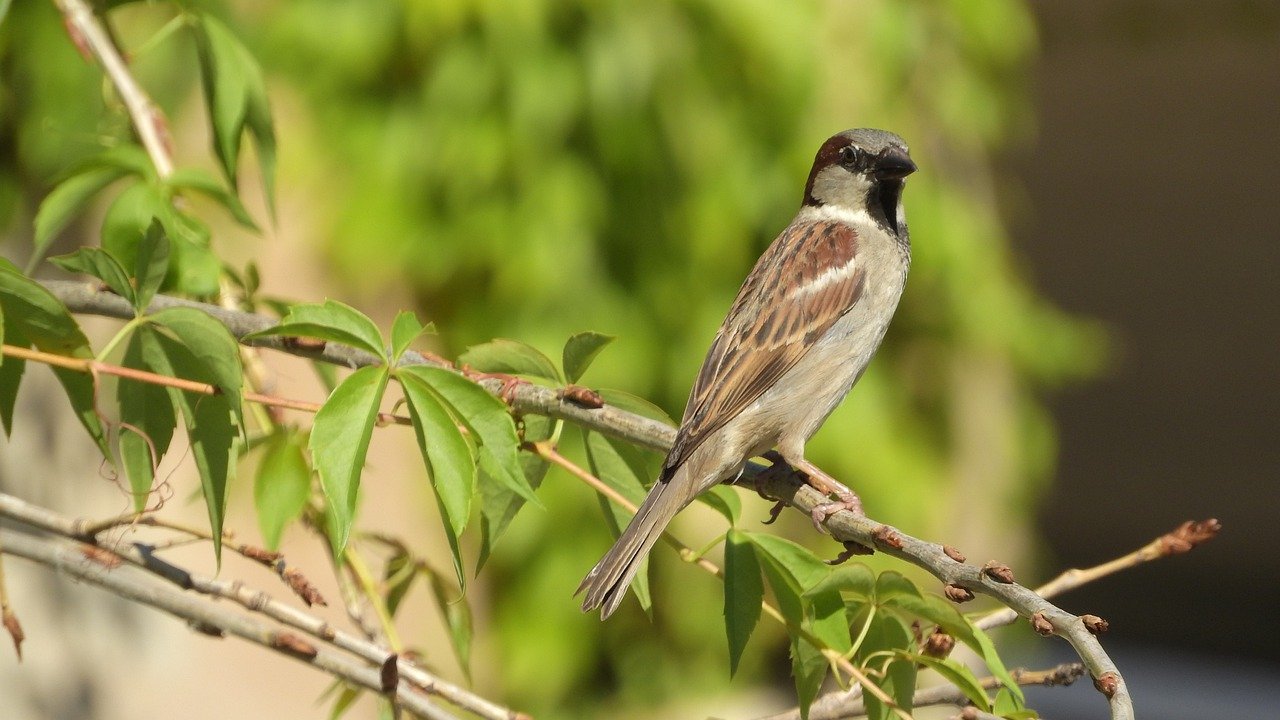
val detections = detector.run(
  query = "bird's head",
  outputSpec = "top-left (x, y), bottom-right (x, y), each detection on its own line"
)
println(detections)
top-left (803, 129), bottom-right (916, 236)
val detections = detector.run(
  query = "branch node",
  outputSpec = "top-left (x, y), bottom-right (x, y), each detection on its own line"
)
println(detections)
top-left (3, 607), bottom-right (24, 660)
top-left (380, 654), bottom-right (399, 693)
top-left (1093, 671), bottom-right (1120, 698)
top-left (1030, 611), bottom-right (1054, 636)
top-left (921, 627), bottom-right (955, 658)
top-left (981, 560), bottom-right (1015, 584)
top-left (1080, 614), bottom-right (1109, 635)
top-left (942, 544), bottom-right (966, 563)
top-left (943, 583), bottom-right (974, 603)
top-left (271, 631), bottom-right (318, 659)
top-left (1159, 518), bottom-right (1221, 555)
top-left (872, 525), bottom-right (903, 550)
top-left (560, 385), bottom-right (604, 409)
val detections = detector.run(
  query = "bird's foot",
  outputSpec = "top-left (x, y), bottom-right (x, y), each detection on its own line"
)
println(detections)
top-left (809, 491), bottom-right (864, 533)
top-left (825, 539), bottom-right (875, 565)
top-left (762, 500), bottom-right (787, 525)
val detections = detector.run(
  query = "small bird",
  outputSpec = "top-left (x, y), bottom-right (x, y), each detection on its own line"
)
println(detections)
top-left (579, 129), bottom-right (917, 618)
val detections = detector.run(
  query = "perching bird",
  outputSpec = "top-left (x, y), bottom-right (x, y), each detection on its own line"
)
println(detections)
top-left (579, 129), bottom-right (917, 618)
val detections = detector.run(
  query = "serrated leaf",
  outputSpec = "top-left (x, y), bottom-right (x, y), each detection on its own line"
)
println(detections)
top-left (119, 330), bottom-right (177, 511)
top-left (582, 428), bottom-right (654, 612)
top-left (165, 167), bottom-right (257, 229)
top-left (429, 572), bottom-right (473, 681)
top-left (562, 331), bottom-right (615, 384)
top-left (746, 532), bottom-right (832, 592)
top-left (596, 387), bottom-right (675, 425)
top-left (910, 654), bottom-right (992, 712)
top-left (310, 366), bottom-right (389, 554)
top-left (0, 260), bottom-right (107, 455)
top-left (458, 338), bottom-right (560, 381)
top-left (390, 311), bottom-right (429, 362)
top-left (697, 485), bottom-right (741, 524)
top-left (254, 430), bottom-right (311, 551)
top-left (791, 634), bottom-right (827, 719)
top-left (101, 182), bottom-right (167, 272)
top-left (138, 326), bottom-right (242, 562)
top-left (477, 413), bottom-right (553, 568)
top-left (50, 247), bottom-right (135, 307)
top-left (857, 612), bottom-right (917, 720)
top-left (0, 314), bottom-right (25, 435)
top-left (133, 220), bottom-right (170, 312)
top-left (805, 563), bottom-right (875, 600)
top-left (195, 15), bottom-right (250, 185)
top-left (31, 166), bottom-right (129, 272)
top-left (245, 299), bottom-right (387, 360)
top-left (150, 308), bottom-right (244, 398)
top-left (400, 366), bottom-right (536, 506)
top-left (401, 371), bottom-right (475, 586)
top-left (807, 587), bottom-right (852, 655)
top-left (724, 529), bottom-right (762, 676)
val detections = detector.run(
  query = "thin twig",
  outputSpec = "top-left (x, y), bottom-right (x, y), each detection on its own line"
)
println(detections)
top-left (54, 0), bottom-right (174, 177)
top-left (0, 492), bottom-right (527, 720)
top-left (1, 344), bottom-right (411, 426)
top-left (2, 530), bottom-right (455, 718)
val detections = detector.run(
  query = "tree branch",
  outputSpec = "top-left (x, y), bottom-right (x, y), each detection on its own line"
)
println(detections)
top-left (0, 492), bottom-right (528, 720)
top-left (42, 280), bottom-right (1141, 718)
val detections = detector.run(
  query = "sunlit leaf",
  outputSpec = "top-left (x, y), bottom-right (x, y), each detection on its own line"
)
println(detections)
top-left (137, 326), bottom-right (242, 562)
top-left (910, 653), bottom-right (992, 712)
top-left (310, 365), bottom-right (389, 554)
top-left (429, 572), bottom-right (474, 681)
top-left (390, 310), bottom-right (429, 362)
top-left (745, 532), bottom-right (832, 592)
top-left (400, 370), bottom-right (475, 586)
top-left (697, 485), bottom-right (741, 525)
top-left (245, 299), bottom-right (387, 360)
top-left (724, 529), bottom-right (762, 676)
top-left (254, 429), bottom-right (311, 551)
top-left (561, 331), bottom-right (614, 384)
top-left (50, 247), bottom-right (135, 307)
top-left (133, 220), bottom-right (170, 312)
top-left (0, 259), bottom-right (107, 455)
top-left (457, 338), bottom-right (560, 381)
top-left (119, 330), bottom-right (176, 511)
top-left (478, 413), bottom-right (553, 568)
top-left (856, 611), bottom-right (917, 720)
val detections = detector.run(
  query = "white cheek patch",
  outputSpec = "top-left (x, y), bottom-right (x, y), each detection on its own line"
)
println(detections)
top-left (810, 203), bottom-right (874, 228)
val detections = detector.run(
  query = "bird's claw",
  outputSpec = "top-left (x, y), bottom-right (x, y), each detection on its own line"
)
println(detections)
top-left (762, 500), bottom-right (787, 525)
top-left (809, 492), bottom-right (864, 533)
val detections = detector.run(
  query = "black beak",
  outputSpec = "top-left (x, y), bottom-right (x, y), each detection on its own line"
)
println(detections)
top-left (873, 147), bottom-right (917, 181)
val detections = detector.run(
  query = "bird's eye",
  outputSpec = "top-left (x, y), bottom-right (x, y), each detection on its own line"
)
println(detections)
top-left (838, 146), bottom-right (859, 167)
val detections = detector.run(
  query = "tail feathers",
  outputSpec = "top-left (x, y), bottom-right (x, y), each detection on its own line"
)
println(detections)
top-left (578, 476), bottom-right (686, 618)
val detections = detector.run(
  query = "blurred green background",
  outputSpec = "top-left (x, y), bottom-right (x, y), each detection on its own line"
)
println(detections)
top-left (0, 1), bottom-right (1118, 718)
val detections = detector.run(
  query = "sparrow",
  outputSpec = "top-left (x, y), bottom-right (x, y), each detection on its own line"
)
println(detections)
top-left (579, 129), bottom-right (917, 618)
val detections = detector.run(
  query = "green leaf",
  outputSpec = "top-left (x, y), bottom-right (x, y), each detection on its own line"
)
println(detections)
top-left (150, 307), bottom-right (244, 399)
top-left (326, 684), bottom-right (361, 720)
top-left (310, 365), bottom-right (389, 554)
top-left (790, 634), bottom-right (828, 720)
top-left (31, 166), bottom-right (129, 272)
top-left (806, 587), bottom-right (852, 655)
top-left (993, 687), bottom-right (1027, 716)
top-left (582, 428), bottom-right (654, 612)
top-left (910, 654), bottom-right (992, 712)
top-left (429, 572), bottom-right (474, 682)
top-left (119, 330), bottom-right (177, 511)
top-left (856, 612), bottom-right (917, 720)
top-left (0, 260), bottom-right (107, 455)
top-left (133, 219), bottom-right (170, 312)
top-left (390, 311), bottom-right (429, 362)
top-left (0, 314), bottom-right (25, 435)
top-left (477, 413), bottom-right (553, 568)
top-left (697, 485), bottom-right (741, 525)
top-left (596, 387), bottom-right (675, 425)
top-left (50, 247), bottom-right (136, 307)
top-left (874, 570), bottom-right (920, 603)
top-left (805, 563), bottom-right (875, 600)
top-left (101, 182), bottom-right (166, 272)
top-left (245, 299), bottom-right (387, 360)
top-left (254, 430), bottom-right (311, 551)
top-left (724, 529), bottom-right (762, 676)
top-left (382, 551), bottom-right (416, 618)
top-left (457, 338), bottom-right (560, 381)
top-left (400, 366), bottom-right (536, 506)
top-left (138, 326), bottom-right (243, 562)
top-left (561, 331), bottom-right (615, 384)
top-left (745, 532), bottom-right (832, 592)
top-left (400, 371), bottom-right (475, 586)
top-left (194, 13), bottom-right (276, 216)
top-left (165, 167), bottom-right (257, 229)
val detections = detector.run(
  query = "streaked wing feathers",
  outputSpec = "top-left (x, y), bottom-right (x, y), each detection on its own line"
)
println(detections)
top-left (661, 220), bottom-right (865, 477)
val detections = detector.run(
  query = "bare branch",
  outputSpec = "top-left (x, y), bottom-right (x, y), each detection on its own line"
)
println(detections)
top-left (0, 492), bottom-right (527, 720)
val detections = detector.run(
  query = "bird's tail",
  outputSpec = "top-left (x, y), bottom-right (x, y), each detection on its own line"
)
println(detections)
top-left (577, 468), bottom-right (689, 618)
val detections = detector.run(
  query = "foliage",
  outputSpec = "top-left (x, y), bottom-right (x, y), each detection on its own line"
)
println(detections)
top-left (0, 1), bottom-right (1105, 719)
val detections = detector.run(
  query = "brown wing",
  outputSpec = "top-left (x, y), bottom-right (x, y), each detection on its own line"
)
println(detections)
top-left (661, 220), bottom-right (866, 478)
